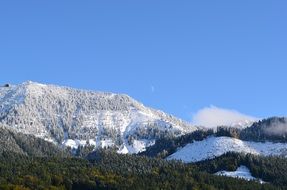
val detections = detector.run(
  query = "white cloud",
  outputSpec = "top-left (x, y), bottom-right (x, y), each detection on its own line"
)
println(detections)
top-left (192, 106), bottom-right (258, 128)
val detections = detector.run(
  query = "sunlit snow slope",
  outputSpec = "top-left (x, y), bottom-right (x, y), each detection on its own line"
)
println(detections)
top-left (0, 81), bottom-right (196, 154)
top-left (167, 136), bottom-right (287, 162)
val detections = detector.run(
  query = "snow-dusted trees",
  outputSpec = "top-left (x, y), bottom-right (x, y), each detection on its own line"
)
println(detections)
top-left (0, 82), bottom-right (195, 153)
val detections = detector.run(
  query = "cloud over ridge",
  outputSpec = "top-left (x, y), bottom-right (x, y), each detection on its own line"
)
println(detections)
top-left (192, 106), bottom-right (258, 128)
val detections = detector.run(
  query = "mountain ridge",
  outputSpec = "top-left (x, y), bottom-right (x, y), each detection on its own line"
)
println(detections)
top-left (0, 81), bottom-right (196, 154)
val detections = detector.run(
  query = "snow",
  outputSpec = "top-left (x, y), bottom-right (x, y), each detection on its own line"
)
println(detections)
top-left (117, 139), bottom-right (155, 154)
top-left (100, 139), bottom-right (114, 148)
top-left (60, 138), bottom-right (154, 154)
top-left (117, 145), bottom-right (129, 154)
top-left (88, 139), bottom-right (97, 146)
top-left (62, 139), bottom-right (87, 149)
top-left (167, 136), bottom-right (287, 163)
top-left (62, 138), bottom-right (116, 151)
top-left (215, 165), bottom-right (265, 184)
top-left (0, 81), bottom-right (196, 154)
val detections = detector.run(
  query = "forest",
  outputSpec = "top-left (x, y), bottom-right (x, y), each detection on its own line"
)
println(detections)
top-left (142, 117), bottom-right (287, 159)
top-left (1, 118), bottom-right (287, 189)
top-left (0, 150), bottom-right (285, 190)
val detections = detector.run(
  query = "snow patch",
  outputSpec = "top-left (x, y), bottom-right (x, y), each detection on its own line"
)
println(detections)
top-left (100, 139), bottom-right (114, 149)
top-left (117, 139), bottom-right (155, 154)
top-left (216, 165), bottom-right (265, 184)
top-left (62, 139), bottom-right (87, 149)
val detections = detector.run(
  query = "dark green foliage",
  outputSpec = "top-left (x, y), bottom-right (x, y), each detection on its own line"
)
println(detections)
top-left (0, 125), bottom-right (69, 157)
top-left (215, 117), bottom-right (287, 143)
top-left (240, 117), bottom-right (287, 142)
top-left (216, 126), bottom-right (241, 138)
top-left (75, 144), bottom-right (95, 157)
top-left (195, 152), bottom-right (287, 189)
top-left (0, 118), bottom-right (287, 189)
top-left (0, 150), bottom-right (280, 190)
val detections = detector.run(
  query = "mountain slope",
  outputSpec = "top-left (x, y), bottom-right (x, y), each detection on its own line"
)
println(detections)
top-left (0, 81), bottom-right (196, 154)
top-left (0, 124), bottom-right (67, 157)
top-left (167, 136), bottom-right (287, 163)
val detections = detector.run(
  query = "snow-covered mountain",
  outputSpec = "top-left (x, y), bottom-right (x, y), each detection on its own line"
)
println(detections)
top-left (0, 81), bottom-right (196, 154)
top-left (167, 136), bottom-right (287, 163)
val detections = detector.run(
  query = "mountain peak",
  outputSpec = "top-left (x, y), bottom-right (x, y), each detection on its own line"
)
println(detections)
top-left (0, 81), bottom-right (196, 154)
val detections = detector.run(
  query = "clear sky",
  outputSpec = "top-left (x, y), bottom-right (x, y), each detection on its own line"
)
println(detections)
top-left (0, 1), bottom-right (286, 121)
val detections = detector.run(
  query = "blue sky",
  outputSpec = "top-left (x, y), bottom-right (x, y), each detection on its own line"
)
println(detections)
top-left (0, 1), bottom-right (287, 121)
